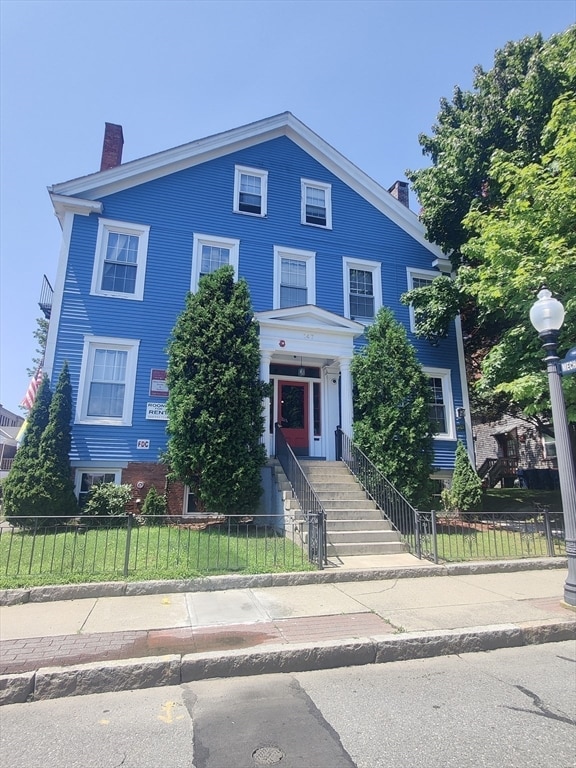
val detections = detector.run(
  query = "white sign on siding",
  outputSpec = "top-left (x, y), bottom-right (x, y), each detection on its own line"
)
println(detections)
top-left (146, 402), bottom-right (168, 420)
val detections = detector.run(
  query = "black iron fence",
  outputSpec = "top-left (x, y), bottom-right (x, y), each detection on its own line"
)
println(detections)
top-left (415, 509), bottom-right (565, 564)
top-left (336, 427), bottom-right (419, 552)
top-left (0, 513), bottom-right (312, 585)
top-left (335, 427), bottom-right (566, 564)
top-left (274, 424), bottom-right (327, 568)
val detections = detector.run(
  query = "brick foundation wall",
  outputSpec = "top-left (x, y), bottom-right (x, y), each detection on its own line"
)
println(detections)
top-left (122, 462), bottom-right (185, 516)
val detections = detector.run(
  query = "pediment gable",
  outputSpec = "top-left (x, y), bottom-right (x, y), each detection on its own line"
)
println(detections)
top-left (256, 305), bottom-right (364, 335)
top-left (48, 112), bottom-right (444, 257)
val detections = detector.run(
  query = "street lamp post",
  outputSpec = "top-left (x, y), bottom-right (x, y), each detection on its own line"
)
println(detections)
top-left (530, 286), bottom-right (576, 607)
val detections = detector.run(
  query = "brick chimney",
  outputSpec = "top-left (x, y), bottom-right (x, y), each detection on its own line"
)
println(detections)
top-left (388, 180), bottom-right (409, 208)
top-left (100, 123), bottom-right (124, 171)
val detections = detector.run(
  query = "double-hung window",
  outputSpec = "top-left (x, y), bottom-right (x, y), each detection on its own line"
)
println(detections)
top-left (424, 367), bottom-right (455, 439)
top-left (91, 219), bottom-right (149, 300)
top-left (406, 268), bottom-right (438, 333)
top-left (75, 469), bottom-right (121, 507)
top-left (234, 166), bottom-right (268, 216)
top-left (191, 234), bottom-right (240, 292)
top-left (301, 179), bottom-right (332, 228)
top-left (343, 257), bottom-right (382, 323)
top-left (76, 336), bottom-right (140, 425)
top-left (274, 246), bottom-right (316, 308)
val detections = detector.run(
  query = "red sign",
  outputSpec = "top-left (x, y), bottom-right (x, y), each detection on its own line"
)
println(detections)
top-left (150, 369), bottom-right (168, 398)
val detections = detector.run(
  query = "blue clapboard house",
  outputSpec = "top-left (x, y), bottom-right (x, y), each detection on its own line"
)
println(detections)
top-left (44, 113), bottom-right (471, 517)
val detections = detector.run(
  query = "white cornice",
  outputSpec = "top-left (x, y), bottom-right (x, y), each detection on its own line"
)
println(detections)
top-left (50, 194), bottom-right (103, 226)
top-left (48, 112), bottom-right (444, 257)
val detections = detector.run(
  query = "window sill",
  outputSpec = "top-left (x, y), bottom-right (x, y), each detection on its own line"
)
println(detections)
top-left (90, 290), bottom-right (143, 301)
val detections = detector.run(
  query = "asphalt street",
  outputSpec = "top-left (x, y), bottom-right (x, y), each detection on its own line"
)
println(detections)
top-left (1, 641), bottom-right (574, 768)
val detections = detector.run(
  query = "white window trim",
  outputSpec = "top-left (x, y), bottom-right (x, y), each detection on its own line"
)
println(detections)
top-left (343, 257), bottom-right (382, 324)
top-left (76, 335), bottom-right (140, 426)
top-left (233, 165), bottom-right (268, 217)
top-left (91, 218), bottom-right (150, 301)
top-left (74, 468), bottom-right (122, 502)
top-left (542, 433), bottom-right (557, 460)
top-left (273, 246), bottom-right (316, 309)
top-left (191, 233), bottom-right (240, 292)
top-left (406, 267), bottom-right (439, 333)
top-left (424, 367), bottom-right (456, 440)
top-left (301, 179), bottom-right (332, 229)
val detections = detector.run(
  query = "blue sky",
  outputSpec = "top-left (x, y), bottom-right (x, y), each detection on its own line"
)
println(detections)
top-left (1, 0), bottom-right (574, 414)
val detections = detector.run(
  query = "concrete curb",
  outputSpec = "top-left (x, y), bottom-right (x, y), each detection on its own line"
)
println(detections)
top-left (0, 557), bottom-right (568, 606)
top-left (2, 618), bottom-right (574, 706)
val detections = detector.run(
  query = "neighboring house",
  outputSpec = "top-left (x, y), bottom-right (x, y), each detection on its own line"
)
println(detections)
top-left (43, 113), bottom-right (472, 515)
top-left (473, 414), bottom-right (559, 489)
top-left (0, 405), bottom-right (24, 477)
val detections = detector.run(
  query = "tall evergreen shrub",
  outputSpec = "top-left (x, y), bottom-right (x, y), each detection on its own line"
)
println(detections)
top-left (38, 362), bottom-right (78, 519)
top-left (166, 265), bottom-right (268, 515)
top-left (351, 307), bottom-right (435, 508)
top-left (449, 441), bottom-right (483, 514)
top-left (3, 376), bottom-right (52, 526)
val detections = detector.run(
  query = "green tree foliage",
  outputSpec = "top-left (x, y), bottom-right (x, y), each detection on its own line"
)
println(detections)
top-left (165, 265), bottom-right (267, 515)
top-left (26, 317), bottom-right (49, 381)
top-left (38, 362), bottom-right (78, 519)
top-left (83, 483), bottom-right (132, 527)
top-left (140, 485), bottom-right (167, 524)
top-left (351, 308), bottom-right (435, 508)
top-left (447, 441), bottom-right (483, 514)
top-left (404, 27), bottom-right (576, 423)
top-left (3, 376), bottom-right (52, 525)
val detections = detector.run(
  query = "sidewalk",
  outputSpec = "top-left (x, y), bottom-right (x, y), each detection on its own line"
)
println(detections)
top-left (1, 557), bottom-right (575, 705)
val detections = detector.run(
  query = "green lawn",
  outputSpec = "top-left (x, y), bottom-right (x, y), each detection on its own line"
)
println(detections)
top-left (481, 488), bottom-right (562, 514)
top-left (0, 521), bottom-right (315, 589)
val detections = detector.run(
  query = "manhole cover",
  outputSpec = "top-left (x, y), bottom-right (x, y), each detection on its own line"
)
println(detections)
top-left (252, 745), bottom-right (285, 765)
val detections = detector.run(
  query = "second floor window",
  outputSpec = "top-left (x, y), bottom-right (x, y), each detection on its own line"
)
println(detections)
top-left (274, 246), bottom-right (316, 309)
top-left (343, 257), bottom-right (381, 323)
top-left (200, 244), bottom-right (230, 278)
top-left (192, 234), bottom-right (240, 291)
top-left (91, 219), bottom-right (150, 301)
top-left (280, 258), bottom-right (307, 307)
top-left (349, 268), bottom-right (374, 320)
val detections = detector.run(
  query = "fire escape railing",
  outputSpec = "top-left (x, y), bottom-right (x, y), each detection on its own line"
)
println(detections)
top-left (39, 274), bottom-right (54, 319)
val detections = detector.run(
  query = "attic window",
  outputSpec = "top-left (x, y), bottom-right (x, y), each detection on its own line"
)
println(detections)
top-left (234, 166), bottom-right (268, 216)
top-left (301, 179), bottom-right (332, 228)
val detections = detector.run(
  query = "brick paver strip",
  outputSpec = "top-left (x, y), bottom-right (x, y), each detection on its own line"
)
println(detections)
top-left (0, 613), bottom-right (393, 675)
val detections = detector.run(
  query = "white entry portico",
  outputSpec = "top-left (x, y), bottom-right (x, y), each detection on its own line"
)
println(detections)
top-left (256, 306), bottom-right (364, 460)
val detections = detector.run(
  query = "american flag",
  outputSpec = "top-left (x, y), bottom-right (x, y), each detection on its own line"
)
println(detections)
top-left (21, 368), bottom-right (43, 411)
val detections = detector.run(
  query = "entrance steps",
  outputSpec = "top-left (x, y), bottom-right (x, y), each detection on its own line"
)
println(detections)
top-left (299, 460), bottom-right (406, 557)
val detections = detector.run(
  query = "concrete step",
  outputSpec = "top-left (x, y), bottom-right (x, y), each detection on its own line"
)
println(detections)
top-left (326, 541), bottom-right (407, 556)
top-left (315, 493), bottom-right (373, 504)
top-left (321, 509), bottom-right (384, 521)
top-left (327, 530), bottom-right (401, 544)
top-left (311, 484), bottom-right (367, 495)
top-left (327, 519), bottom-right (394, 532)
top-left (320, 499), bottom-right (378, 511)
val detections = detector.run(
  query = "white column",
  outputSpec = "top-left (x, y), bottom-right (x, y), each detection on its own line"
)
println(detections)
top-left (260, 351), bottom-right (272, 456)
top-left (339, 356), bottom-right (353, 438)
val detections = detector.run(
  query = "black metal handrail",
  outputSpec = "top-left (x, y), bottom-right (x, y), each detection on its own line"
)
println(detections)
top-left (336, 426), bottom-right (420, 556)
top-left (39, 274), bottom-right (54, 320)
top-left (274, 423), bottom-right (327, 568)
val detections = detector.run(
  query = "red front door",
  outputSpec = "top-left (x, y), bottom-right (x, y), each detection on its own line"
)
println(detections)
top-left (278, 380), bottom-right (309, 455)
